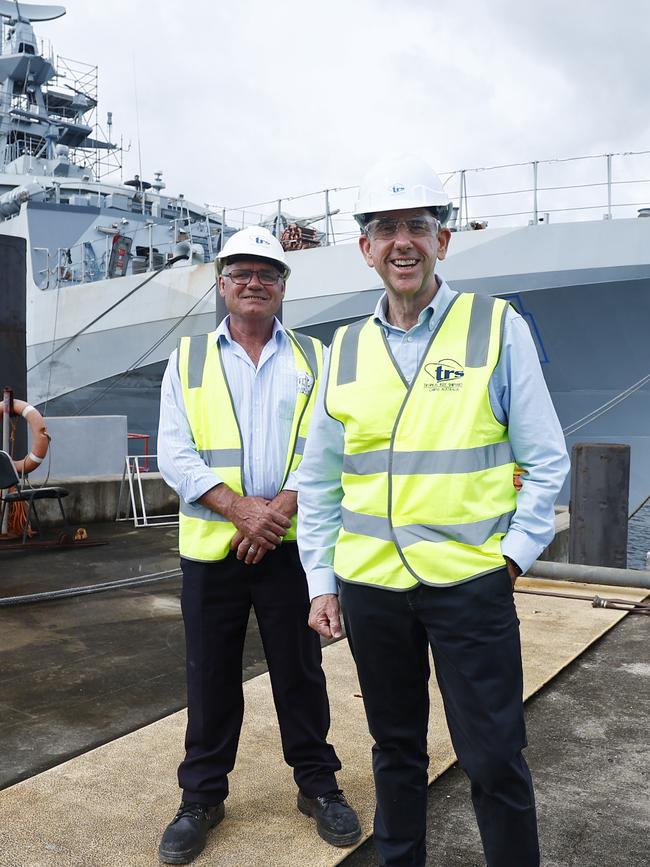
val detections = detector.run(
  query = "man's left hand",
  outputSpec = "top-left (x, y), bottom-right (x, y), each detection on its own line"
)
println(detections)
top-left (505, 556), bottom-right (522, 587)
top-left (231, 530), bottom-right (268, 565)
top-left (267, 489), bottom-right (297, 521)
top-left (308, 594), bottom-right (343, 639)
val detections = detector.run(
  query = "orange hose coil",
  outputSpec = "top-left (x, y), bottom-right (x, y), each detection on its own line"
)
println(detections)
top-left (8, 499), bottom-right (33, 538)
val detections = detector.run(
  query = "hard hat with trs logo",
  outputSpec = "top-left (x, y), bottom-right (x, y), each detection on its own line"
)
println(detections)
top-left (215, 225), bottom-right (290, 277)
top-left (353, 153), bottom-right (452, 228)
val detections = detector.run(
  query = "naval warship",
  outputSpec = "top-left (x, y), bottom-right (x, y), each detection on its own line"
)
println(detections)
top-left (1, 2), bottom-right (648, 510)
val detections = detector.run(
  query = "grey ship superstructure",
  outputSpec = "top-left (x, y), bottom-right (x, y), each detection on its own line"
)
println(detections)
top-left (1, 3), bottom-right (648, 512)
top-left (0, 1), bottom-right (228, 426)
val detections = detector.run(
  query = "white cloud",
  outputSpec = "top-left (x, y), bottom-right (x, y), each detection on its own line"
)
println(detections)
top-left (31, 0), bottom-right (650, 224)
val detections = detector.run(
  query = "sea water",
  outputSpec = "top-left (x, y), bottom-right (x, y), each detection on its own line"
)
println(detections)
top-left (628, 500), bottom-right (650, 569)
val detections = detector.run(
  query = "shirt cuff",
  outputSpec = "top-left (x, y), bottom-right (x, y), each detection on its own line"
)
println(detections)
top-left (283, 469), bottom-right (299, 492)
top-left (501, 528), bottom-right (541, 576)
top-left (307, 566), bottom-right (338, 601)
top-left (182, 472), bottom-right (224, 505)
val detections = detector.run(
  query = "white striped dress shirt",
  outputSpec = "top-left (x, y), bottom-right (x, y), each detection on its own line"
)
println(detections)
top-left (158, 317), bottom-right (301, 504)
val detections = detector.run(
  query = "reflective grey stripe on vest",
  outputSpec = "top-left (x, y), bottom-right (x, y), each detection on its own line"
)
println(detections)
top-left (295, 436), bottom-right (306, 456)
top-left (291, 331), bottom-right (317, 375)
top-left (395, 510), bottom-right (514, 548)
top-left (341, 506), bottom-right (514, 547)
top-left (179, 499), bottom-right (230, 521)
top-left (465, 294), bottom-right (496, 368)
top-left (187, 333), bottom-right (209, 388)
top-left (198, 448), bottom-right (242, 467)
top-left (336, 319), bottom-right (366, 385)
top-left (341, 507), bottom-right (394, 541)
top-left (343, 441), bottom-right (514, 476)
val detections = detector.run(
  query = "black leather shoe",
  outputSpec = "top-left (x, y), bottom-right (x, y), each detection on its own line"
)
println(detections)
top-left (297, 789), bottom-right (362, 847)
top-left (159, 800), bottom-right (225, 864)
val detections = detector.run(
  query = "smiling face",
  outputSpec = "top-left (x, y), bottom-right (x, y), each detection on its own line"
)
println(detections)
top-left (219, 255), bottom-right (285, 324)
top-left (358, 207), bottom-right (451, 308)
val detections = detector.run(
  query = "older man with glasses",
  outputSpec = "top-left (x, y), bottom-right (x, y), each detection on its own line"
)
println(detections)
top-left (157, 225), bottom-right (360, 864)
top-left (297, 155), bottom-right (569, 867)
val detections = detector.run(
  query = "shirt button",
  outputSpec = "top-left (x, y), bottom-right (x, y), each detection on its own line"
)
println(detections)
top-left (407, 336), bottom-right (413, 343)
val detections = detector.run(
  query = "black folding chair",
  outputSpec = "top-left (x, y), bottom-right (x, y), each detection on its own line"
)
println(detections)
top-left (0, 450), bottom-right (70, 544)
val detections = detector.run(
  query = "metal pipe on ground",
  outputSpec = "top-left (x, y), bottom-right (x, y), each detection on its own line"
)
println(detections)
top-left (526, 559), bottom-right (650, 589)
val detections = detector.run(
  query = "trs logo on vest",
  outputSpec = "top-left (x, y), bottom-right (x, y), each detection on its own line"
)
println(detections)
top-left (296, 371), bottom-right (314, 396)
top-left (423, 358), bottom-right (465, 392)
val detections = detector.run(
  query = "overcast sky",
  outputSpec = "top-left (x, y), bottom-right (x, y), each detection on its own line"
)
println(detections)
top-left (32, 0), bottom-right (650, 227)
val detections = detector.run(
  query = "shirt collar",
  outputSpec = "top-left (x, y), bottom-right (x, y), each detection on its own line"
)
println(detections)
top-left (372, 277), bottom-right (457, 332)
top-left (214, 315), bottom-right (286, 345)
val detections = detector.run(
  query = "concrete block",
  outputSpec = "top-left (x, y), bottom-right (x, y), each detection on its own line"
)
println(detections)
top-left (29, 416), bottom-right (128, 479)
top-left (27, 473), bottom-right (179, 526)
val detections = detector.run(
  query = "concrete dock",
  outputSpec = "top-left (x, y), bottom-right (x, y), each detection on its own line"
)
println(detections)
top-left (0, 522), bottom-right (648, 866)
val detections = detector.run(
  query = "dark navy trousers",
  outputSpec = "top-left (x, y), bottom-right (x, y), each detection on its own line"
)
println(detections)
top-left (340, 567), bottom-right (539, 867)
top-left (178, 543), bottom-right (341, 805)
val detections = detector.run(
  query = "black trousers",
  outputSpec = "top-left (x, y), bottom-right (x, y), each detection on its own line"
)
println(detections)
top-left (340, 568), bottom-right (539, 867)
top-left (178, 543), bottom-right (341, 804)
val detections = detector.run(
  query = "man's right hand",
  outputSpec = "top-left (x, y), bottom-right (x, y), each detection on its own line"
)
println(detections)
top-left (308, 594), bottom-right (343, 640)
top-left (228, 495), bottom-right (291, 549)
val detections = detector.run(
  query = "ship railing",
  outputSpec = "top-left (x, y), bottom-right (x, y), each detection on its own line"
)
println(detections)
top-left (211, 148), bottom-right (650, 245)
top-left (27, 149), bottom-right (650, 289)
top-left (34, 221), bottom-right (220, 289)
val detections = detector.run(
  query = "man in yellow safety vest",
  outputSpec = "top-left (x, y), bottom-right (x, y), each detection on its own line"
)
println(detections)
top-left (297, 154), bottom-right (570, 867)
top-left (157, 226), bottom-right (360, 864)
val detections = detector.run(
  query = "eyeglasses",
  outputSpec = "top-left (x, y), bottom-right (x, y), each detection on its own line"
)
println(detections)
top-left (364, 216), bottom-right (440, 240)
top-left (222, 268), bottom-right (283, 286)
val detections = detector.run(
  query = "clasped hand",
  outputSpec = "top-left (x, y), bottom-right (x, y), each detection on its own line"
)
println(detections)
top-left (229, 494), bottom-right (293, 565)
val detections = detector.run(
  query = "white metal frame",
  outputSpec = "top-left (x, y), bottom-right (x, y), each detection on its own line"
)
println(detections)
top-left (116, 454), bottom-right (178, 528)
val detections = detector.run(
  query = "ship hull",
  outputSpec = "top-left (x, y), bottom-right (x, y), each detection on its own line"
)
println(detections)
top-left (25, 218), bottom-right (650, 510)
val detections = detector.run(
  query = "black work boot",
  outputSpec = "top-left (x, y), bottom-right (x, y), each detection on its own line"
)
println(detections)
top-left (297, 789), bottom-right (362, 847)
top-left (159, 800), bottom-right (225, 864)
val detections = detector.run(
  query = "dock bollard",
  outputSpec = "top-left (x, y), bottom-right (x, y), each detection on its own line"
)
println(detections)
top-left (569, 443), bottom-right (630, 568)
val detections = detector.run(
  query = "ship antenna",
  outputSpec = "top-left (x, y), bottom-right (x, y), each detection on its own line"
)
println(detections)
top-left (132, 53), bottom-right (145, 214)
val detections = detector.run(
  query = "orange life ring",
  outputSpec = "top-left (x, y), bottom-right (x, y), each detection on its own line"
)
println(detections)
top-left (0, 398), bottom-right (50, 474)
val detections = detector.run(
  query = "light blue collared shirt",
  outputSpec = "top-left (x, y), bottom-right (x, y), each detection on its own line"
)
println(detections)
top-left (158, 316), bottom-right (302, 504)
top-left (297, 280), bottom-right (570, 599)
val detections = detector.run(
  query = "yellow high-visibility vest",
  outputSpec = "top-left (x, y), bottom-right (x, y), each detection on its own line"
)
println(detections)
top-left (326, 293), bottom-right (516, 589)
top-left (178, 328), bottom-right (323, 562)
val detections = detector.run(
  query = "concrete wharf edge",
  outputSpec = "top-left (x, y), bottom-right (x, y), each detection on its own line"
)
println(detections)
top-left (0, 577), bottom-right (647, 867)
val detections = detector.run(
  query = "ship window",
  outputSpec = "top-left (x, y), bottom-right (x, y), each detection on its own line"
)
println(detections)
top-left (18, 43), bottom-right (35, 55)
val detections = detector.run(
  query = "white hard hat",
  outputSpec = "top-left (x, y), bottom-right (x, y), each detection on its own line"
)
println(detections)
top-left (216, 225), bottom-right (290, 277)
top-left (353, 154), bottom-right (452, 227)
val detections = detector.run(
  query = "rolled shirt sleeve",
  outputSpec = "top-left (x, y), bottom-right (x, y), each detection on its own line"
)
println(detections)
top-left (283, 468), bottom-right (300, 493)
